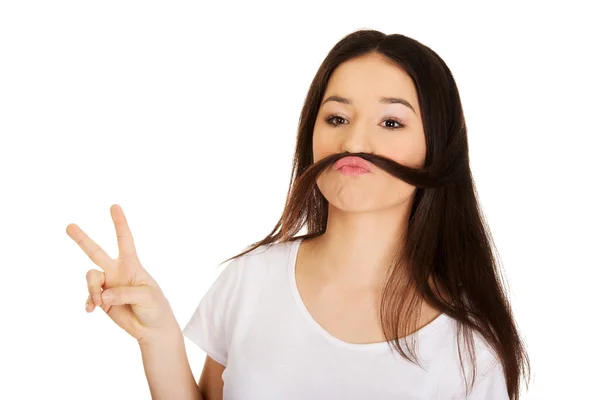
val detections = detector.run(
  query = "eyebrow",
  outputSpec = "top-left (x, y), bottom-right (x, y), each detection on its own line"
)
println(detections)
top-left (321, 95), bottom-right (416, 115)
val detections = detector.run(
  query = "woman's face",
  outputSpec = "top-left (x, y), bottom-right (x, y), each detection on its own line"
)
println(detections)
top-left (313, 52), bottom-right (427, 213)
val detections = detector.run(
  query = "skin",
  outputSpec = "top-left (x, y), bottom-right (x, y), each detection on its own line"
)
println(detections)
top-left (195, 52), bottom-right (443, 395)
top-left (70, 53), bottom-right (442, 400)
top-left (296, 52), bottom-right (442, 345)
top-left (67, 205), bottom-right (204, 399)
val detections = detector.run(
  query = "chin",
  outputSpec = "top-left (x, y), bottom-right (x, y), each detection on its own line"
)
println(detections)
top-left (329, 202), bottom-right (378, 214)
top-left (323, 189), bottom-right (414, 215)
top-left (326, 194), bottom-right (401, 214)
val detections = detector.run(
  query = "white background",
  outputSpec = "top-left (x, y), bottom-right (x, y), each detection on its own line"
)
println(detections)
top-left (1, 1), bottom-right (598, 399)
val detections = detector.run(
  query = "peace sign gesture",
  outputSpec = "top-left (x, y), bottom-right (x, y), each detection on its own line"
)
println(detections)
top-left (67, 204), bottom-right (178, 343)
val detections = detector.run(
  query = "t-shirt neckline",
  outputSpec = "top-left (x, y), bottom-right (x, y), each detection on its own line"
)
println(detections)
top-left (287, 238), bottom-right (450, 351)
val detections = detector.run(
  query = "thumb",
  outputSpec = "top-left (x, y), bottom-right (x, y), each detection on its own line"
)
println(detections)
top-left (102, 286), bottom-right (155, 306)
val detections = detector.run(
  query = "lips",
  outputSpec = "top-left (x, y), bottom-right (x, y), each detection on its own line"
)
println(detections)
top-left (333, 156), bottom-right (372, 172)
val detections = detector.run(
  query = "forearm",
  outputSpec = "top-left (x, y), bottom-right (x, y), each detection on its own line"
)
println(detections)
top-left (139, 328), bottom-right (202, 400)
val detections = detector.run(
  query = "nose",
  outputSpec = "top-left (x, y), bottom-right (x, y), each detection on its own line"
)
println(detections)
top-left (340, 120), bottom-right (373, 154)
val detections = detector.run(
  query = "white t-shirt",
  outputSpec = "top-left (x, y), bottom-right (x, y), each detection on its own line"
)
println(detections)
top-left (183, 239), bottom-right (509, 400)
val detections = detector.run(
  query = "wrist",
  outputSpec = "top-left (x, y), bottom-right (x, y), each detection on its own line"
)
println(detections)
top-left (138, 321), bottom-right (183, 349)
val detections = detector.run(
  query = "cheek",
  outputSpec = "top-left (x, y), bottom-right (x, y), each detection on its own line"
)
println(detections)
top-left (383, 134), bottom-right (427, 169)
top-left (311, 131), bottom-right (326, 161)
top-left (312, 126), bottom-right (341, 162)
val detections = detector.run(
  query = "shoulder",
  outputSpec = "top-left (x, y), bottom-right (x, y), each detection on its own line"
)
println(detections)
top-left (223, 241), bottom-right (296, 274)
top-left (218, 239), bottom-right (297, 283)
top-left (182, 240), bottom-right (298, 364)
top-left (236, 239), bottom-right (296, 265)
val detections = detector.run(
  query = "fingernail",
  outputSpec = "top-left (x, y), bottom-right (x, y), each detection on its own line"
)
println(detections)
top-left (92, 294), bottom-right (101, 306)
top-left (102, 291), bottom-right (113, 303)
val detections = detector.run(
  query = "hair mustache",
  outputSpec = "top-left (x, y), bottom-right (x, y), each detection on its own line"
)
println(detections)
top-left (297, 151), bottom-right (467, 190)
top-left (280, 150), bottom-right (467, 235)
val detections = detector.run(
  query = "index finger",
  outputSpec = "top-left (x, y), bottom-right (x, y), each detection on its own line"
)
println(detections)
top-left (110, 204), bottom-right (137, 259)
top-left (65, 223), bottom-right (115, 271)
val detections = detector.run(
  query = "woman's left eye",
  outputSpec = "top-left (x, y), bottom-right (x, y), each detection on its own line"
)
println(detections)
top-left (382, 119), bottom-right (406, 129)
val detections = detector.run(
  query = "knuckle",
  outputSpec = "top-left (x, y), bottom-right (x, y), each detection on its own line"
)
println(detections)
top-left (85, 269), bottom-right (96, 282)
top-left (85, 270), bottom-right (104, 292)
top-left (85, 269), bottom-right (101, 281)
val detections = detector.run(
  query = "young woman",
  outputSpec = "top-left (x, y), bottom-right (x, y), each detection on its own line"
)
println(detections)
top-left (67, 30), bottom-right (530, 399)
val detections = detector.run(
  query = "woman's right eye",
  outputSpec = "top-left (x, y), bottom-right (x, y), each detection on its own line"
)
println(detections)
top-left (325, 115), bottom-right (347, 127)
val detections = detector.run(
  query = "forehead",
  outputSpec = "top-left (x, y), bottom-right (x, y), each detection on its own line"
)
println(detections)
top-left (324, 53), bottom-right (421, 117)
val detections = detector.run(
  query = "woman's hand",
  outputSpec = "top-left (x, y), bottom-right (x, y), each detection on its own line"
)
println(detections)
top-left (66, 204), bottom-right (179, 344)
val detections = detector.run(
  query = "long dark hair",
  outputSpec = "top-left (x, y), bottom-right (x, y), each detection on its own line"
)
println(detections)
top-left (223, 29), bottom-right (530, 399)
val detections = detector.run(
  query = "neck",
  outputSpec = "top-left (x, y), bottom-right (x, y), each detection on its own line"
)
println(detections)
top-left (307, 202), bottom-right (412, 288)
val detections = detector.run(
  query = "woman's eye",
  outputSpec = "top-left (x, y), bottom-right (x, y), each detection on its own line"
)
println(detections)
top-left (325, 115), bottom-right (347, 127)
top-left (325, 115), bottom-right (405, 130)
top-left (382, 119), bottom-right (406, 129)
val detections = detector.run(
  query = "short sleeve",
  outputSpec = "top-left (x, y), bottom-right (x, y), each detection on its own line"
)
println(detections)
top-left (182, 256), bottom-right (244, 367)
